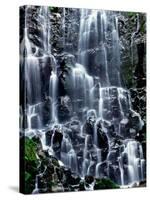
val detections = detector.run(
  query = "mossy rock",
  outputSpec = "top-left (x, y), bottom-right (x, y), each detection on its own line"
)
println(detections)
top-left (51, 157), bottom-right (60, 167)
top-left (94, 178), bottom-right (119, 190)
top-left (23, 137), bottom-right (40, 194)
top-left (49, 7), bottom-right (59, 13)
top-left (79, 181), bottom-right (85, 191)
top-left (25, 137), bottom-right (39, 162)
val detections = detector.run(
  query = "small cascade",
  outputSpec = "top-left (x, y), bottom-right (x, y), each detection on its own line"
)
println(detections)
top-left (78, 9), bottom-right (99, 66)
top-left (68, 149), bottom-right (78, 173)
top-left (38, 6), bottom-right (51, 54)
top-left (32, 175), bottom-right (39, 194)
top-left (111, 16), bottom-right (121, 86)
top-left (62, 8), bottom-right (66, 48)
top-left (82, 135), bottom-right (91, 177)
top-left (126, 140), bottom-right (144, 184)
top-left (49, 70), bottom-right (58, 123)
top-left (60, 131), bottom-right (78, 173)
top-left (32, 165), bottom-right (47, 194)
top-left (118, 156), bottom-right (124, 186)
top-left (24, 26), bottom-right (42, 104)
top-left (119, 140), bottom-right (145, 186)
top-left (24, 103), bottom-right (43, 134)
top-left (95, 163), bottom-right (102, 178)
top-left (72, 63), bottom-right (94, 110)
top-left (95, 149), bottom-right (102, 178)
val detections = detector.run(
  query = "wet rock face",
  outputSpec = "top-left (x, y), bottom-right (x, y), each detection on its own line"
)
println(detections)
top-left (83, 120), bottom-right (95, 136)
top-left (129, 87), bottom-right (146, 157)
top-left (118, 12), bottom-right (146, 89)
top-left (130, 88), bottom-right (146, 122)
top-left (21, 6), bottom-right (44, 51)
top-left (40, 55), bottom-right (53, 97)
top-left (96, 121), bottom-right (109, 160)
top-left (50, 8), bottom-right (80, 55)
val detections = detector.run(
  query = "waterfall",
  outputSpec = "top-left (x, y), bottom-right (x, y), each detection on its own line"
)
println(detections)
top-left (75, 9), bottom-right (145, 185)
top-left (21, 6), bottom-right (146, 191)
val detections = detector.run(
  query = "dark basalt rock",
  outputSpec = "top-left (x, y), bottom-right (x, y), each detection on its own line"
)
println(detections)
top-left (51, 129), bottom-right (63, 158)
top-left (57, 96), bottom-right (73, 122)
top-left (45, 130), bottom-right (53, 146)
top-left (108, 164), bottom-right (121, 185)
top-left (41, 98), bottom-right (52, 126)
top-left (85, 175), bottom-right (94, 184)
top-left (40, 55), bottom-right (53, 97)
top-left (96, 121), bottom-right (109, 160)
top-left (63, 168), bottom-right (81, 186)
top-left (107, 150), bottom-right (119, 165)
top-left (59, 53), bottom-right (76, 67)
top-left (83, 120), bottom-right (95, 136)
top-left (57, 62), bottom-right (73, 97)
top-left (69, 120), bottom-right (81, 135)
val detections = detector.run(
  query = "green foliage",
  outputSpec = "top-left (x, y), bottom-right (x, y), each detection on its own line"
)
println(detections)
top-left (49, 6), bottom-right (59, 13)
top-left (79, 181), bottom-right (85, 191)
top-left (25, 138), bottom-right (37, 162)
top-left (25, 171), bottom-right (31, 182)
top-left (127, 12), bottom-right (137, 18)
top-left (140, 21), bottom-right (146, 34)
top-left (94, 178), bottom-right (119, 190)
top-left (121, 62), bottom-right (135, 88)
top-left (24, 138), bottom-right (39, 194)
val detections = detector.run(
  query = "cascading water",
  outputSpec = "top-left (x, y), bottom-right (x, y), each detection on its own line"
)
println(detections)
top-left (38, 6), bottom-right (51, 54)
top-left (21, 6), bottom-right (146, 191)
top-left (66, 9), bottom-right (145, 186)
top-left (23, 26), bottom-right (42, 105)
top-left (49, 69), bottom-right (58, 123)
top-left (72, 63), bottom-right (94, 110)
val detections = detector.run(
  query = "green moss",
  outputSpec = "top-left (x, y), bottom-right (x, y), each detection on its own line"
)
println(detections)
top-left (127, 12), bottom-right (137, 18)
top-left (25, 171), bottom-right (31, 182)
top-left (140, 22), bottom-right (146, 34)
top-left (24, 138), bottom-right (39, 194)
top-left (49, 6), bottom-right (59, 13)
top-left (25, 138), bottom-right (37, 162)
top-left (52, 157), bottom-right (60, 167)
top-left (94, 178), bottom-right (119, 190)
top-left (121, 62), bottom-right (135, 88)
top-left (79, 181), bottom-right (85, 191)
